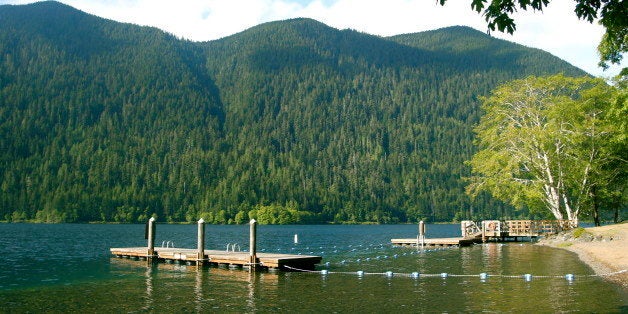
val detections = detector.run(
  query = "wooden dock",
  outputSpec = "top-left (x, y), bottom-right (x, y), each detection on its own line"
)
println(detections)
top-left (110, 247), bottom-right (322, 270)
top-left (110, 218), bottom-right (322, 271)
top-left (391, 219), bottom-right (575, 247)
top-left (390, 237), bottom-right (480, 247)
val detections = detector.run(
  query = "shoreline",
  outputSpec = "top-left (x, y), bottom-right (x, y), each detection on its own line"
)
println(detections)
top-left (537, 222), bottom-right (628, 291)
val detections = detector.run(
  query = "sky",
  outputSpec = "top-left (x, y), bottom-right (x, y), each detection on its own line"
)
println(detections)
top-left (1, 0), bottom-right (625, 77)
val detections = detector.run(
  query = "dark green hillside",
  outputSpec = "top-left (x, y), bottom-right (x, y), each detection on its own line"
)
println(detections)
top-left (0, 2), bottom-right (586, 223)
top-left (202, 19), bottom-right (584, 223)
top-left (389, 26), bottom-right (578, 75)
top-left (0, 2), bottom-right (224, 222)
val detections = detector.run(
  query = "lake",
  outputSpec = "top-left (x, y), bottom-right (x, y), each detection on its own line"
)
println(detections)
top-left (0, 223), bottom-right (626, 312)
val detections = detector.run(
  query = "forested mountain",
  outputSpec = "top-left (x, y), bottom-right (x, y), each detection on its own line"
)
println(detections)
top-left (0, 1), bottom-right (585, 224)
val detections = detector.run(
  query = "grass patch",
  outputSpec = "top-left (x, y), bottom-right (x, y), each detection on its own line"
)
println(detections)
top-left (572, 227), bottom-right (587, 238)
top-left (557, 242), bottom-right (573, 248)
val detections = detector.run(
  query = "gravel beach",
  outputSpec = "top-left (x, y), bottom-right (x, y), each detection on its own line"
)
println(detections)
top-left (537, 222), bottom-right (628, 290)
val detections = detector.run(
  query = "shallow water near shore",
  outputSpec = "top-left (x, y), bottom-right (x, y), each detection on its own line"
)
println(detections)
top-left (0, 223), bottom-right (626, 312)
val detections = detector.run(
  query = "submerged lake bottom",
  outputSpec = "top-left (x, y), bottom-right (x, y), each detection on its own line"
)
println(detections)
top-left (0, 223), bottom-right (626, 312)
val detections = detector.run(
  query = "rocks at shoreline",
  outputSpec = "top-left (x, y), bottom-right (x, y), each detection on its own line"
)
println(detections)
top-left (540, 226), bottom-right (621, 245)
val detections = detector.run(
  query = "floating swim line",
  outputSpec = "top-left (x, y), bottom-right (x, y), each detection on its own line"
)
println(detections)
top-left (283, 266), bottom-right (627, 281)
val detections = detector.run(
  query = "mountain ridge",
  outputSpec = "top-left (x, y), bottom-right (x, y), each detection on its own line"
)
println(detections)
top-left (0, 1), bottom-right (586, 224)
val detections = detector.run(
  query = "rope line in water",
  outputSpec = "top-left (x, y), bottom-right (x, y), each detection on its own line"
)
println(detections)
top-left (317, 246), bottom-right (456, 268)
top-left (283, 266), bottom-right (627, 282)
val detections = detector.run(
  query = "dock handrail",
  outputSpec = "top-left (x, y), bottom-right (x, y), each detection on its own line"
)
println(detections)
top-left (460, 219), bottom-right (576, 239)
top-left (161, 240), bottom-right (175, 248)
top-left (226, 243), bottom-right (241, 252)
top-left (461, 220), bottom-right (481, 238)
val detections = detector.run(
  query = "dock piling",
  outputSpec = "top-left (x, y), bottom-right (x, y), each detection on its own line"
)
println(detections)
top-left (249, 219), bottom-right (258, 269)
top-left (147, 217), bottom-right (156, 262)
top-left (197, 218), bottom-right (205, 265)
top-left (418, 220), bottom-right (426, 248)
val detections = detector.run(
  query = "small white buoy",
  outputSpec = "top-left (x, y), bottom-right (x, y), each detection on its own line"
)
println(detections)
top-left (321, 270), bottom-right (329, 275)
top-left (357, 270), bottom-right (364, 277)
top-left (524, 274), bottom-right (532, 281)
top-left (479, 273), bottom-right (488, 280)
top-left (441, 273), bottom-right (448, 278)
top-left (410, 272), bottom-right (420, 278)
top-left (385, 271), bottom-right (394, 277)
top-left (565, 274), bottom-right (575, 281)
top-left (294, 234), bottom-right (298, 244)
top-left (325, 262), bottom-right (330, 267)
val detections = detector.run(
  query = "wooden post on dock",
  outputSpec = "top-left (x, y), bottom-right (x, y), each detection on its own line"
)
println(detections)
top-left (197, 218), bottom-right (205, 265)
top-left (481, 220), bottom-right (486, 243)
top-left (147, 217), bottom-right (156, 261)
top-left (418, 220), bottom-right (426, 248)
top-left (249, 219), bottom-right (258, 269)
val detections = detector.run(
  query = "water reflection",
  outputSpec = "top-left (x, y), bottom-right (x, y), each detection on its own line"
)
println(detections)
top-left (143, 265), bottom-right (154, 312)
top-left (482, 243), bottom-right (503, 273)
top-left (109, 257), bottom-right (286, 312)
top-left (246, 270), bottom-right (256, 313)
top-left (194, 267), bottom-right (202, 313)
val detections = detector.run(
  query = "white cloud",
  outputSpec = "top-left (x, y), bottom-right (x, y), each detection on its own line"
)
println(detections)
top-left (0, 0), bottom-right (624, 76)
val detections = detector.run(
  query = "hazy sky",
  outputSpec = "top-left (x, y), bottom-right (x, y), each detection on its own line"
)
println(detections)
top-left (1, 0), bottom-right (625, 77)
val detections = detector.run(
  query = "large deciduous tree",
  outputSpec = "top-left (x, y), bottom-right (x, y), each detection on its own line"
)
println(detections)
top-left (467, 74), bottom-right (625, 225)
top-left (439, 0), bottom-right (627, 74)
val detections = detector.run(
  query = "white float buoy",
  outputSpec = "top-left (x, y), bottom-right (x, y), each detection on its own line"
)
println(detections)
top-left (479, 273), bottom-right (488, 280)
top-left (321, 270), bottom-right (329, 275)
top-left (411, 272), bottom-right (420, 278)
top-left (565, 274), bottom-right (575, 281)
top-left (441, 273), bottom-right (448, 278)
top-left (385, 271), bottom-right (394, 277)
top-left (357, 271), bottom-right (364, 277)
top-left (524, 274), bottom-right (532, 281)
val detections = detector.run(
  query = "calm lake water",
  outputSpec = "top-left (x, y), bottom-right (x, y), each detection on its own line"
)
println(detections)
top-left (0, 223), bottom-right (626, 312)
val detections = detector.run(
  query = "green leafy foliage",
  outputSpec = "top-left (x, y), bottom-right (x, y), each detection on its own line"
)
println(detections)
top-left (467, 74), bottom-right (626, 223)
top-left (0, 2), bottom-right (585, 224)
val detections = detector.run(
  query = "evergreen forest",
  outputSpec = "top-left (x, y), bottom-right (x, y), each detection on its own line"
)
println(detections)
top-left (0, 2), bottom-right (587, 224)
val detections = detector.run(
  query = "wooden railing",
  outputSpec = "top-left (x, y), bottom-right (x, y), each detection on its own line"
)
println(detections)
top-left (461, 219), bottom-right (576, 238)
top-left (504, 220), bottom-right (574, 236)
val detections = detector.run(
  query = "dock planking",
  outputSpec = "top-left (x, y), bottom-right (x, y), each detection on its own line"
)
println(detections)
top-left (110, 247), bottom-right (322, 270)
top-left (110, 219), bottom-right (322, 271)
top-left (390, 237), bottom-right (479, 247)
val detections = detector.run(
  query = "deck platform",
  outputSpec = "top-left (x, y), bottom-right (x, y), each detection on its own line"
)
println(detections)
top-left (391, 237), bottom-right (480, 247)
top-left (391, 219), bottom-right (575, 248)
top-left (110, 247), bottom-right (322, 270)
